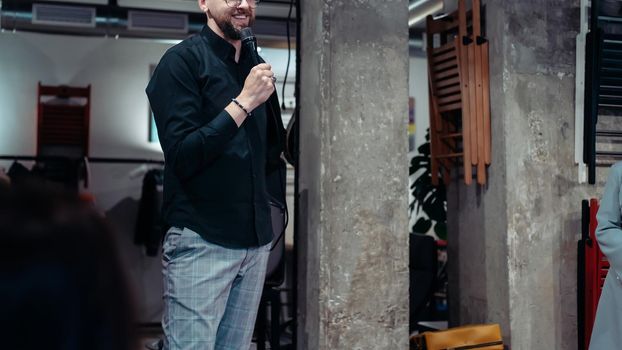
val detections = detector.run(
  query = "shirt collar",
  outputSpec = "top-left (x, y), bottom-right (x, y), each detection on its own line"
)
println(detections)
top-left (200, 25), bottom-right (236, 61)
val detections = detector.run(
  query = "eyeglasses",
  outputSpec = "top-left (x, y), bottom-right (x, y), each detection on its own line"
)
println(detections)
top-left (224, 0), bottom-right (260, 8)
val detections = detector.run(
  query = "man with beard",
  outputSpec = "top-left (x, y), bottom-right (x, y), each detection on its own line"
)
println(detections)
top-left (146, 0), bottom-right (286, 348)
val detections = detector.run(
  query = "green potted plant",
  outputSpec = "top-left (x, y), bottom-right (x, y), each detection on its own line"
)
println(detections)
top-left (409, 129), bottom-right (447, 240)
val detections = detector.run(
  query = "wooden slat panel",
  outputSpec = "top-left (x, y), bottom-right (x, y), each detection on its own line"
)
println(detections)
top-left (39, 85), bottom-right (90, 98)
top-left (434, 67), bottom-right (460, 81)
top-left (440, 132), bottom-right (463, 139)
top-left (432, 41), bottom-right (456, 56)
top-left (473, 0), bottom-right (486, 185)
top-left (426, 5), bottom-right (479, 186)
top-left (436, 84), bottom-right (461, 97)
top-left (482, 41), bottom-right (491, 165)
top-left (436, 76), bottom-right (460, 89)
top-left (428, 9), bottom-right (473, 37)
top-left (47, 137), bottom-right (84, 143)
top-left (439, 117), bottom-right (455, 171)
top-left (433, 58), bottom-right (458, 72)
top-left (468, 40), bottom-right (477, 165)
top-left (433, 49), bottom-right (457, 64)
top-left (38, 84), bottom-right (90, 158)
top-left (437, 93), bottom-right (461, 105)
top-left (427, 45), bottom-right (444, 133)
top-left (41, 126), bottom-right (85, 132)
top-left (41, 133), bottom-right (84, 139)
top-left (435, 152), bottom-right (464, 159)
top-left (438, 101), bottom-right (462, 112)
top-left (40, 131), bottom-right (84, 136)
top-left (458, 0), bottom-right (471, 184)
top-left (40, 132), bottom-right (84, 138)
top-left (429, 81), bottom-right (441, 185)
top-left (41, 126), bottom-right (85, 131)
top-left (40, 137), bottom-right (84, 143)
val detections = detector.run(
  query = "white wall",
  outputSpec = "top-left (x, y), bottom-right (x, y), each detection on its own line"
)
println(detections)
top-left (409, 55), bottom-right (430, 151)
top-left (0, 31), bottom-right (171, 159)
top-left (408, 54), bottom-right (431, 234)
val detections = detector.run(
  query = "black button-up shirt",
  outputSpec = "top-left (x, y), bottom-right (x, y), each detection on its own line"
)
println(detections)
top-left (146, 25), bottom-right (285, 248)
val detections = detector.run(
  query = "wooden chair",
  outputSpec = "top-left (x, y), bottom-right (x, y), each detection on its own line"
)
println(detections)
top-left (37, 82), bottom-right (90, 157)
top-left (427, 10), bottom-right (464, 186)
top-left (426, 0), bottom-right (491, 186)
top-left (463, 0), bottom-right (491, 185)
top-left (36, 82), bottom-right (91, 189)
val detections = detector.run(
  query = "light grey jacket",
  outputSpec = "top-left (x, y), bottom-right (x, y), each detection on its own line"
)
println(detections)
top-left (591, 162), bottom-right (622, 349)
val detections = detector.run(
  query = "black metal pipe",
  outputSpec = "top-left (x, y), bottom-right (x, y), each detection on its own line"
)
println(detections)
top-left (292, 0), bottom-right (300, 347)
top-left (0, 155), bottom-right (164, 164)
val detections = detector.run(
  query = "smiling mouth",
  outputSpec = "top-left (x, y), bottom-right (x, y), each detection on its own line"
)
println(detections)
top-left (232, 13), bottom-right (249, 21)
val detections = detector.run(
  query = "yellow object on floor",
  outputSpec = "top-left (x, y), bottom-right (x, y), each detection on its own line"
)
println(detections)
top-left (411, 323), bottom-right (503, 350)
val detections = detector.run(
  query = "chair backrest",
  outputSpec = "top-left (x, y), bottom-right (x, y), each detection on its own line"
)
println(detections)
top-left (426, 9), bottom-right (462, 115)
top-left (37, 82), bottom-right (91, 158)
top-left (426, 11), bottom-right (464, 186)
top-left (425, 0), bottom-right (491, 186)
top-left (35, 83), bottom-right (91, 189)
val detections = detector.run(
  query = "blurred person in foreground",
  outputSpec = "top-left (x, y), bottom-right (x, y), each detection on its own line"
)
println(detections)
top-left (0, 181), bottom-right (137, 350)
top-left (592, 162), bottom-right (622, 349)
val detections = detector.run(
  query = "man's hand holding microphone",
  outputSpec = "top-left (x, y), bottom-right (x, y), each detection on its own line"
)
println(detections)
top-left (226, 63), bottom-right (275, 127)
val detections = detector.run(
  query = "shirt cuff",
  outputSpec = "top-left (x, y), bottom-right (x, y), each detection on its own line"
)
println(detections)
top-left (209, 110), bottom-right (240, 136)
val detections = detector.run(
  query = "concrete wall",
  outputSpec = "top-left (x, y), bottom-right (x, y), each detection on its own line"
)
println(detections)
top-left (298, 0), bottom-right (410, 348)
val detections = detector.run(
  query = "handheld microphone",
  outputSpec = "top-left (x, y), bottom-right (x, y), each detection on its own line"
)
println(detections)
top-left (240, 27), bottom-right (259, 66)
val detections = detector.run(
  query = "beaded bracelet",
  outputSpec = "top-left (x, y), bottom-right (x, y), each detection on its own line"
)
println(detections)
top-left (231, 98), bottom-right (251, 117)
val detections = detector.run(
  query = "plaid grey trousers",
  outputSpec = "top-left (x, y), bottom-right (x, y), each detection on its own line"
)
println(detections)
top-left (161, 227), bottom-right (270, 350)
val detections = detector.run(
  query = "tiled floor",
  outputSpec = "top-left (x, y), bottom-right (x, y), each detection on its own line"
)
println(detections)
top-left (138, 337), bottom-right (263, 350)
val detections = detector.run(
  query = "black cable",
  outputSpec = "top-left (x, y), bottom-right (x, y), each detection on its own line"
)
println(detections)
top-left (292, 0), bottom-right (300, 347)
top-left (268, 0), bottom-right (296, 252)
top-left (280, 0), bottom-right (294, 110)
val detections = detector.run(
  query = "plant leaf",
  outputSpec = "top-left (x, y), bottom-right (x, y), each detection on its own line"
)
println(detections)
top-left (434, 222), bottom-right (447, 240)
top-left (417, 143), bottom-right (430, 156)
top-left (422, 194), bottom-right (446, 222)
top-left (413, 217), bottom-right (432, 234)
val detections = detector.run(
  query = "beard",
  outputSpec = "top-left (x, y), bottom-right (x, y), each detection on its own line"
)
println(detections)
top-left (209, 9), bottom-right (255, 41)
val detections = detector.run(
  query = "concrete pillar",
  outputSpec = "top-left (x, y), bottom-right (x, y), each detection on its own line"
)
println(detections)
top-left (297, 0), bottom-right (410, 349)
top-left (448, 0), bottom-right (607, 349)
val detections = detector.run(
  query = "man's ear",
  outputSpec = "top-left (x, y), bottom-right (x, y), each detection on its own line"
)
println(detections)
top-left (197, 0), bottom-right (208, 13)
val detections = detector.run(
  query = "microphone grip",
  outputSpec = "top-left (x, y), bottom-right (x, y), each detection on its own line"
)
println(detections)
top-left (240, 28), bottom-right (260, 66)
top-left (246, 41), bottom-right (259, 66)
top-left (249, 51), bottom-right (259, 66)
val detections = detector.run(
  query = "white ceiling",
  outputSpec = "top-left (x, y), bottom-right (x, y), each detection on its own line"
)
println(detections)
top-left (119, 0), bottom-right (295, 19)
top-left (34, 0), bottom-right (296, 19)
top-left (118, 0), bottom-right (200, 13)
top-left (36, 0), bottom-right (108, 4)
